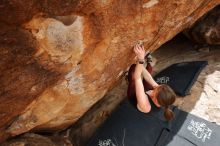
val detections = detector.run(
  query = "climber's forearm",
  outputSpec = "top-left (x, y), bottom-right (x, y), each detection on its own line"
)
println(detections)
top-left (134, 63), bottom-right (143, 80)
top-left (142, 66), bottom-right (158, 88)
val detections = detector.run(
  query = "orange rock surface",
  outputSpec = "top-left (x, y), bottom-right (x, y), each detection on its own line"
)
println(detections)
top-left (0, 0), bottom-right (220, 142)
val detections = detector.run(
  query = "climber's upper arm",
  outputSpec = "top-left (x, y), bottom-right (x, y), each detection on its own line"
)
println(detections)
top-left (135, 78), bottom-right (151, 113)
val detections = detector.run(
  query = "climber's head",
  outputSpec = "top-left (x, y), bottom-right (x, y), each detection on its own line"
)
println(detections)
top-left (154, 84), bottom-right (176, 121)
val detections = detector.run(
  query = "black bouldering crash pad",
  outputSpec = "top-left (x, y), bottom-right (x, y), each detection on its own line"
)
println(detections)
top-left (169, 108), bottom-right (220, 146)
top-left (87, 100), bottom-right (169, 146)
top-left (87, 100), bottom-right (220, 146)
top-left (155, 129), bottom-right (196, 146)
top-left (154, 61), bottom-right (207, 96)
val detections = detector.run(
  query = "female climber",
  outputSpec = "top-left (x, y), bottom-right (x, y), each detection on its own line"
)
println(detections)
top-left (127, 44), bottom-right (176, 121)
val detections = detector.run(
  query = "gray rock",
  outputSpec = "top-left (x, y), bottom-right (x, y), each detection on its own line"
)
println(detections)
top-left (184, 5), bottom-right (220, 45)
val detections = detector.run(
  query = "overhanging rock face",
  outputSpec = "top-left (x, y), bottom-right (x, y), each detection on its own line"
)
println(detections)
top-left (0, 0), bottom-right (220, 142)
top-left (184, 5), bottom-right (220, 45)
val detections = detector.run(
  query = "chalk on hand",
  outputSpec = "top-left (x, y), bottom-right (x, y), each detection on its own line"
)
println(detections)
top-left (137, 40), bottom-right (144, 46)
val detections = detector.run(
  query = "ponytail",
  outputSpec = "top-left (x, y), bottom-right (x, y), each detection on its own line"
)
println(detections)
top-left (164, 106), bottom-right (174, 121)
top-left (156, 84), bottom-right (176, 121)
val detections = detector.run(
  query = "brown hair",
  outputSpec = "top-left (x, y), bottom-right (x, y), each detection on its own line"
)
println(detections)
top-left (155, 84), bottom-right (176, 121)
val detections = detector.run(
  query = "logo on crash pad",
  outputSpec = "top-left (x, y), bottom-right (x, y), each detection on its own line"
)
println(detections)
top-left (98, 139), bottom-right (116, 146)
top-left (156, 76), bottom-right (170, 84)
top-left (187, 119), bottom-right (212, 142)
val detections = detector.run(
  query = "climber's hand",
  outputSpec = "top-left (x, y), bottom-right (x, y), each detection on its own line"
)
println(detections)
top-left (134, 44), bottom-right (145, 60)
